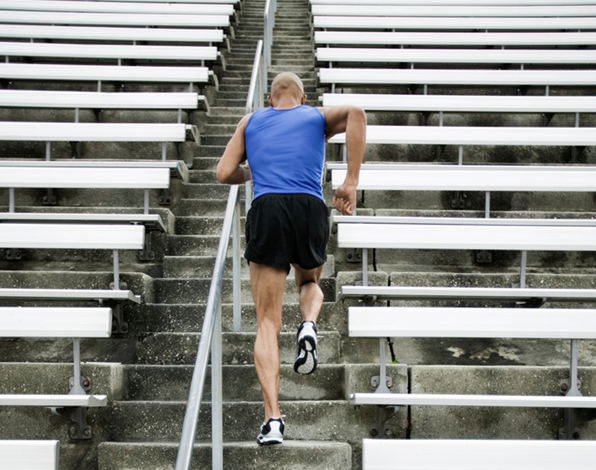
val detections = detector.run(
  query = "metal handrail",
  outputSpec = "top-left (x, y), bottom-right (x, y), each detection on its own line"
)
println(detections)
top-left (263, 0), bottom-right (277, 90)
top-left (174, 39), bottom-right (266, 470)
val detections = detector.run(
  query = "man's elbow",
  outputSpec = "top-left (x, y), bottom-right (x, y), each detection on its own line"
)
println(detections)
top-left (216, 164), bottom-right (232, 184)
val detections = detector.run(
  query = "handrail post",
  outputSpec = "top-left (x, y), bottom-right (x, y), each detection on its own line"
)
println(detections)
top-left (211, 298), bottom-right (223, 469)
top-left (233, 199), bottom-right (242, 332)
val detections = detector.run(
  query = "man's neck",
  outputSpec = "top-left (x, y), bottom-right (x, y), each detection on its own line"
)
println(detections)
top-left (271, 96), bottom-right (303, 110)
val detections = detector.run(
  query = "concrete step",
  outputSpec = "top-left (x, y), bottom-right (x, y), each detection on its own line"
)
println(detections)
top-left (180, 182), bottom-right (236, 199)
top-left (98, 441), bottom-right (352, 470)
top-left (162, 252), bottom-right (335, 278)
top-left (101, 398), bottom-right (399, 444)
top-left (124, 364), bottom-right (346, 401)
top-left (152, 277), bottom-right (336, 304)
top-left (175, 198), bottom-right (232, 216)
top-left (167, 234), bottom-right (223, 257)
top-left (130, 301), bottom-right (345, 334)
top-left (175, 215), bottom-right (228, 235)
top-left (135, 331), bottom-right (342, 366)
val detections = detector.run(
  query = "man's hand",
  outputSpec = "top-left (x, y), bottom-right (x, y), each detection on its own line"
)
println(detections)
top-left (333, 183), bottom-right (357, 215)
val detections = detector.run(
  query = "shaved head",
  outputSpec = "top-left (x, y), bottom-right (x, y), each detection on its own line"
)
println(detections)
top-left (270, 72), bottom-right (305, 101)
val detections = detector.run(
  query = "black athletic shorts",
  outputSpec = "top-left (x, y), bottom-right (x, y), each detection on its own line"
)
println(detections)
top-left (245, 193), bottom-right (330, 273)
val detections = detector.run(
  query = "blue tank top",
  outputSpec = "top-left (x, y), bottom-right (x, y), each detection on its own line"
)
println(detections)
top-left (244, 105), bottom-right (326, 200)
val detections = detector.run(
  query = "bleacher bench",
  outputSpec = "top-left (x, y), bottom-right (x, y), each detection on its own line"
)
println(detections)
top-left (0, 306), bottom-right (111, 407)
top-left (315, 30), bottom-right (596, 47)
top-left (0, 63), bottom-right (216, 91)
top-left (0, 89), bottom-right (208, 118)
top-left (0, 122), bottom-right (198, 161)
top-left (0, 440), bottom-right (59, 470)
top-left (0, 10), bottom-right (231, 28)
top-left (328, 125), bottom-right (596, 148)
top-left (0, 24), bottom-right (229, 52)
top-left (311, 0), bottom-right (596, 4)
top-left (312, 4), bottom-right (596, 16)
top-left (321, 93), bottom-right (596, 123)
top-left (0, 0), bottom-right (235, 16)
top-left (319, 68), bottom-right (596, 89)
top-left (313, 16), bottom-right (596, 30)
top-left (0, 42), bottom-right (224, 69)
top-left (329, 163), bottom-right (596, 217)
top-left (362, 439), bottom-right (596, 470)
top-left (317, 47), bottom-right (596, 66)
top-left (349, 305), bottom-right (596, 408)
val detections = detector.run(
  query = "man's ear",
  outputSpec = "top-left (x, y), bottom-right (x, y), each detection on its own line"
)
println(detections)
top-left (267, 95), bottom-right (273, 106)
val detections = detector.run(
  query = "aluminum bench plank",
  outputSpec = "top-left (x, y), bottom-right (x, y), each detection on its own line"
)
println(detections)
top-left (0, 11), bottom-right (230, 27)
top-left (351, 392), bottom-right (596, 408)
top-left (349, 306), bottom-right (596, 339)
top-left (0, 394), bottom-right (107, 407)
top-left (329, 165), bottom-right (596, 191)
top-left (0, 24), bottom-right (225, 43)
top-left (312, 4), bottom-right (596, 16)
top-left (311, 0), bottom-right (596, 5)
top-left (319, 68), bottom-right (596, 86)
top-left (0, 122), bottom-right (188, 142)
top-left (340, 285), bottom-right (596, 301)
top-left (0, 306), bottom-right (112, 338)
top-left (0, 160), bottom-right (189, 181)
top-left (0, 90), bottom-right (200, 110)
top-left (0, 63), bottom-right (210, 84)
top-left (0, 440), bottom-right (59, 470)
top-left (337, 223), bottom-right (596, 251)
top-left (0, 214), bottom-right (166, 233)
top-left (0, 0), bottom-right (234, 15)
top-left (328, 126), bottom-right (596, 146)
top-left (315, 30), bottom-right (596, 46)
top-left (0, 167), bottom-right (170, 189)
top-left (321, 93), bottom-right (596, 113)
top-left (317, 47), bottom-right (596, 65)
top-left (362, 439), bottom-right (596, 470)
top-left (97, 0), bottom-right (238, 2)
top-left (1, 42), bottom-right (218, 62)
top-left (0, 287), bottom-right (141, 303)
top-left (314, 16), bottom-right (596, 30)
top-left (333, 215), bottom-right (596, 227)
top-left (0, 223), bottom-right (145, 250)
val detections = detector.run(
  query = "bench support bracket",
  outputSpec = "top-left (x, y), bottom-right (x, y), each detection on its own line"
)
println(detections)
top-left (53, 406), bottom-right (93, 440)
top-left (559, 339), bottom-right (583, 440)
top-left (370, 405), bottom-right (399, 439)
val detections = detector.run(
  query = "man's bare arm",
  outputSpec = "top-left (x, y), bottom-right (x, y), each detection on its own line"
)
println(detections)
top-left (319, 105), bottom-right (367, 215)
top-left (216, 114), bottom-right (252, 185)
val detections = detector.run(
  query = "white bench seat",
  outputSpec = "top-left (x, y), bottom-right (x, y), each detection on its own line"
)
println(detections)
top-left (313, 4), bottom-right (596, 16)
top-left (0, 394), bottom-right (107, 407)
top-left (315, 30), bottom-right (596, 46)
top-left (361, 439), bottom-right (596, 470)
top-left (0, 214), bottom-right (166, 233)
top-left (350, 306), bottom-right (596, 410)
top-left (322, 93), bottom-right (596, 114)
top-left (0, 63), bottom-right (212, 87)
top-left (0, 160), bottom-right (189, 181)
top-left (0, 0), bottom-right (234, 15)
top-left (311, 0), bottom-right (596, 4)
top-left (314, 16), bottom-right (596, 30)
top-left (317, 47), bottom-right (596, 65)
top-left (1, 42), bottom-right (219, 63)
top-left (340, 285), bottom-right (596, 302)
top-left (319, 68), bottom-right (596, 87)
top-left (0, 287), bottom-right (140, 303)
top-left (0, 223), bottom-right (145, 250)
top-left (328, 164), bottom-right (596, 192)
top-left (0, 440), bottom-right (59, 470)
top-left (328, 126), bottom-right (596, 146)
top-left (0, 122), bottom-right (194, 143)
top-left (338, 222), bottom-right (596, 251)
top-left (0, 24), bottom-right (226, 46)
top-left (0, 90), bottom-right (201, 111)
top-left (0, 10), bottom-right (230, 28)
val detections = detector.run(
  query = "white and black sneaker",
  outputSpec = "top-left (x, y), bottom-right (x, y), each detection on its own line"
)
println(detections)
top-left (294, 321), bottom-right (318, 375)
top-left (257, 417), bottom-right (284, 446)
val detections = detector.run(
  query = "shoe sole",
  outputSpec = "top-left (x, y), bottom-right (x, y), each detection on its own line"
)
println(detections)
top-left (294, 334), bottom-right (317, 375)
top-left (257, 437), bottom-right (283, 446)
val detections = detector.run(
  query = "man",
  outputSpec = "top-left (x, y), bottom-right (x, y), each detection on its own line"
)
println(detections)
top-left (216, 72), bottom-right (366, 445)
